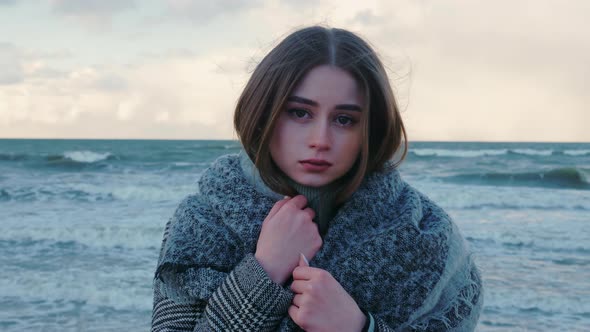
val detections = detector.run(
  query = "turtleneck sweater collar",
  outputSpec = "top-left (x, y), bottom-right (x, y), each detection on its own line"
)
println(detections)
top-left (237, 150), bottom-right (345, 237)
top-left (287, 178), bottom-right (343, 237)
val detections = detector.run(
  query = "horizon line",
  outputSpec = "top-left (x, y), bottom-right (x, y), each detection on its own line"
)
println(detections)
top-left (0, 138), bottom-right (588, 144)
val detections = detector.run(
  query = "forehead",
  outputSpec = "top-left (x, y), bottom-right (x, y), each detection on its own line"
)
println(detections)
top-left (291, 65), bottom-right (364, 105)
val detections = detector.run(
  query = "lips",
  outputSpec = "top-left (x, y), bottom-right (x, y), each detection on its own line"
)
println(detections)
top-left (300, 159), bottom-right (333, 166)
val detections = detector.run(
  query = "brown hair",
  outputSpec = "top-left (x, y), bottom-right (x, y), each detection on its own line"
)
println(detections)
top-left (234, 26), bottom-right (408, 203)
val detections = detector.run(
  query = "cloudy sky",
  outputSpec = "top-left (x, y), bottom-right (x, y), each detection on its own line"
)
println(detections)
top-left (0, 0), bottom-right (588, 141)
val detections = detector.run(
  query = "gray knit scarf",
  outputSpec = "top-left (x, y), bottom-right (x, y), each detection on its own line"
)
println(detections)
top-left (155, 152), bottom-right (482, 330)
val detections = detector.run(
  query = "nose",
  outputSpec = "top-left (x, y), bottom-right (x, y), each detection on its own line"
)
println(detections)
top-left (308, 121), bottom-right (331, 151)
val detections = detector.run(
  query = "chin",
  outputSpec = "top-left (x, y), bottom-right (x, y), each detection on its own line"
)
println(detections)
top-left (292, 174), bottom-right (333, 187)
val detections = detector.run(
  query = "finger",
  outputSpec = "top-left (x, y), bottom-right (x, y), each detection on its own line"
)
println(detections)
top-left (292, 293), bottom-right (305, 307)
top-left (302, 207), bottom-right (316, 220)
top-left (290, 280), bottom-right (308, 294)
top-left (289, 195), bottom-right (308, 210)
top-left (292, 266), bottom-right (313, 280)
top-left (288, 304), bottom-right (298, 320)
top-left (293, 266), bottom-right (327, 280)
top-left (266, 196), bottom-right (290, 219)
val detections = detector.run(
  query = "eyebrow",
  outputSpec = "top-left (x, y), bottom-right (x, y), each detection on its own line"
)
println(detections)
top-left (287, 96), bottom-right (362, 112)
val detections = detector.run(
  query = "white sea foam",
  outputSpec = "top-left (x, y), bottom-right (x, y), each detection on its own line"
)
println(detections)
top-left (0, 224), bottom-right (164, 250)
top-left (173, 162), bottom-right (194, 166)
top-left (411, 148), bottom-right (509, 158)
top-left (511, 148), bottom-right (553, 156)
top-left (63, 150), bottom-right (111, 163)
top-left (1, 264), bottom-right (153, 312)
top-left (69, 182), bottom-right (196, 202)
top-left (410, 148), bottom-right (576, 158)
top-left (410, 180), bottom-right (590, 212)
top-left (564, 149), bottom-right (590, 156)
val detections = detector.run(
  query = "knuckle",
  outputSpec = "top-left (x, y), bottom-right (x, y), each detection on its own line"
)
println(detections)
top-left (313, 236), bottom-right (323, 249)
top-left (318, 269), bottom-right (331, 281)
top-left (283, 200), bottom-right (294, 208)
top-left (298, 308), bottom-right (311, 324)
top-left (310, 222), bottom-right (319, 232)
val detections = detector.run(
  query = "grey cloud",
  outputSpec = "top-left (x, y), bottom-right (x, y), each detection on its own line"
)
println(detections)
top-left (419, 1), bottom-right (590, 96)
top-left (0, 43), bottom-right (72, 83)
top-left (0, 116), bottom-right (233, 139)
top-left (365, 1), bottom-right (589, 98)
top-left (0, 43), bottom-right (23, 85)
top-left (50, 0), bottom-right (136, 15)
top-left (0, 71), bottom-right (23, 85)
top-left (91, 74), bottom-right (128, 92)
top-left (0, 0), bottom-right (17, 6)
top-left (49, 0), bottom-right (136, 29)
top-left (140, 48), bottom-right (200, 60)
top-left (24, 49), bottom-right (73, 61)
top-left (279, 0), bottom-right (319, 8)
top-left (351, 9), bottom-right (380, 25)
top-left (163, 0), bottom-right (262, 24)
top-left (30, 67), bottom-right (68, 79)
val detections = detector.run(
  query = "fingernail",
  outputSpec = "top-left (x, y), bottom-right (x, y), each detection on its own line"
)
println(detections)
top-left (284, 196), bottom-right (290, 199)
top-left (300, 253), bottom-right (309, 266)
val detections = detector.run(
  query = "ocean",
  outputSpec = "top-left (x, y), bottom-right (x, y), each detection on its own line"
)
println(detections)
top-left (0, 139), bottom-right (588, 331)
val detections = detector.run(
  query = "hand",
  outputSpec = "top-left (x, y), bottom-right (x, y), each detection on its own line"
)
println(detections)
top-left (288, 255), bottom-right (367, 332)
top-left (255, 195), bottom-right (323, 285)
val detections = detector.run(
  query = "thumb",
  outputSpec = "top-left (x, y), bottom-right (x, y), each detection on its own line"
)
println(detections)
top-left (299, 253), bottom-right (310, 267)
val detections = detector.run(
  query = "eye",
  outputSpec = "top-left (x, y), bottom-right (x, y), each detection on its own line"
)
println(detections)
top-left (335, 115), bottom-right (356, 126)
top-left (287, 108), bottom-right (310, 119)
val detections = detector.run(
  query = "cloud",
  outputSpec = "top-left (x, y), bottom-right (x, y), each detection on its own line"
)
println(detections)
top-left (0, 43), bottom-right (24, 85)
top-left (340, 0), bottom-right (589, 141)
top-left (1, 0), bottom-right (588, 141)
top-left (351, 9), bottom-right (380, 25)
top-left (0, 50), bottom-right (251, 138)
top-left (162, 0), bottom-right (263, 24)
top-left (50, 0), bottom-right (135, 15)
top-left (0, 43), bottom-right (74, 85)
top-left (0, 0), bottom-right (17, 6)
top-left (49, 0), bottom-right (136, 28)
top-left (91, 73), bottom-right (128, 92)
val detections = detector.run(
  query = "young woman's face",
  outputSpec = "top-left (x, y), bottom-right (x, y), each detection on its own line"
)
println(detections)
top-left (270, 65), bottom-right (364, 187)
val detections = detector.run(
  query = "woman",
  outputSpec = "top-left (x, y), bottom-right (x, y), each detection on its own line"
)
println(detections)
top-left (152, 26), bottom-right (483, 331)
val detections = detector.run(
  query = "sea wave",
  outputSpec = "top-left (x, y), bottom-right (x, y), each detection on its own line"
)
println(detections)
top-left (509, 148), bottom-right (553, 156)
top-left (0, 153), bottom-right (30, 161)
top-left (563, 149), bottom-right (590, 156)
top-left (410, 148), bottom-right (590, 158)
top-left (0, 182), bottom-right (196, 203)
top-left (47, 150), bottom-right (114, 164)
top-left (459, 202), bottom-right (590, 211)
top-left (0, 225), bottom-right (162, 251)
top-left (465, 235), bottom-right (590, 255)
top-left (0, 186), bottom-right (115, 202)
top-left (1, 150), bottom-right (117, 167)
top-left (444, 167), bottom-right (590, 190)
top-left (0, 237), bottom-right (155, 313)
top-left (410, 148), bottom-right (509, 158)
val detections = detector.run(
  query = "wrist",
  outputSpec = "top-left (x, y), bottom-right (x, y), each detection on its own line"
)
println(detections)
top-left (357, 307), bottom-right (370, 332)
top-left (254, 252), bottom-right (288, 285)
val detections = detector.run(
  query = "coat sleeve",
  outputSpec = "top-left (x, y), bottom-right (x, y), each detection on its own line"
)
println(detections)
top-left (151, 220), bottom-right (294, 331)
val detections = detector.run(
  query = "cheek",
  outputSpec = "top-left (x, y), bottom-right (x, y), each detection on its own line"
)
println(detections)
top-left (269, 123), bottom-right (282, 158)
top-left (340, 131), bottom-right (362, 154)
top-left (269, 118), bottom-right (294, 159)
